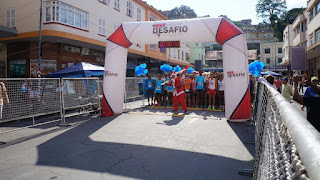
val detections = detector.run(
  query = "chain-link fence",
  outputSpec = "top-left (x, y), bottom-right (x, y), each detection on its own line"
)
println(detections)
top-left (253, 81), bottom-right (320, 180)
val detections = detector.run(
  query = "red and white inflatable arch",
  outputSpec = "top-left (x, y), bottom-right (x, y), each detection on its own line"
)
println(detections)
top-left (102, 17), bottom-right (250, 122)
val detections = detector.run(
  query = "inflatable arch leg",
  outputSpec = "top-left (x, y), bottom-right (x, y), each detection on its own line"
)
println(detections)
top-left (102, 17), bottom-right (250, 122)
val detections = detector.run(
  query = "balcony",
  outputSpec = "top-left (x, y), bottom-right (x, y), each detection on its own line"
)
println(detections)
top-left (293, 32), bottom-right (306, 46)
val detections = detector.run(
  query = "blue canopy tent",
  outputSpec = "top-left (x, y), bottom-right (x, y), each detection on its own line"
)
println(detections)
top-left (46, 62), bottom-right (104, 78)
top-left (261, 71), bottom-right (281, 77)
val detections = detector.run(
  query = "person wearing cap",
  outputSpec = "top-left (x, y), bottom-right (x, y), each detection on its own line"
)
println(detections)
top-left (304, 76), bottom-right (319, 97)
top-left (258, 74), bottom-right (276, 89)
top-left (292, 75), bottom-right (320, 132)
top-left (281, 78), bottom-right (292, 102)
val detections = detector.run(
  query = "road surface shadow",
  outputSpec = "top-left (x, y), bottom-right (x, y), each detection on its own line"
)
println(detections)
top-left (36, 116), bottom-right (252, 179)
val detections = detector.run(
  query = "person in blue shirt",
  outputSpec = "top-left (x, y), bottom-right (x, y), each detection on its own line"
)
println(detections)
top-left (196, 70), bottom-right (205, 108)
top-left (145, 74), bottom-right (154, 106)
top-left (154, 74), bottom-right (164, 106)
top-left (166, 73), bottom-right (174, 106)
top-left (304, 76), bottom-right (319, 97)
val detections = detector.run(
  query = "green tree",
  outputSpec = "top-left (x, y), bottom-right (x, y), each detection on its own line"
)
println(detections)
top-left (165, 5), bottom-right (197, 20)
top-left (256, 0), bottom-right (287, 26)
top-left (273, 8), bottom-right (305, 41)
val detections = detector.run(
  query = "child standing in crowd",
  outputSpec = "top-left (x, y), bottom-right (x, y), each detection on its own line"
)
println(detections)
top-left (154, 74), bottom-right (163, 106)
top-left (196, 70), bottom-right (205, 108)
top-left (207, 73), bottom-right (216, 110)
top-left (217, 73), bottom-right (225, 109)
top-left (145, 74), bottom-right (154, 106)
top-left (183, 74), bottom-right (192, 106)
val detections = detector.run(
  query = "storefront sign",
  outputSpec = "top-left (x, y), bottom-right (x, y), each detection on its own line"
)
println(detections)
top-left (62, 44), bottom-right (82, 54)
top-left (9, 60), bottom-right (26, 77)
top-left (30, 59), bottom-right (57, 77)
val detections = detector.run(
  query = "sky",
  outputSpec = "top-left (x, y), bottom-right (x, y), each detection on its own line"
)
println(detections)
top-left (143, 0), bottom-right (307, 25)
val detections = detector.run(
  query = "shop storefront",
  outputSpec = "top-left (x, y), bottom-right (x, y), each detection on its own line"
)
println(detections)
top-left (7, 42), bottom-right (105, 78)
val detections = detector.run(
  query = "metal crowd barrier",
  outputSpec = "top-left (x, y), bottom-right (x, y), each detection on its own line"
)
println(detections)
top-left (0, 78), bottom-right (61, 125)
top-left (0, 77), bottom-right (101, 132)
top-left (61, 78), bottom-right (101, 123)
top-left (253, 81), bottom-right (320, 180)
top-left (124, 77), bottom-right (145, 110)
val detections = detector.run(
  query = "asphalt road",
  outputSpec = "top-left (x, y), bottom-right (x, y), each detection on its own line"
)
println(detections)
top-left (0, 108), bottom-right (255, 180)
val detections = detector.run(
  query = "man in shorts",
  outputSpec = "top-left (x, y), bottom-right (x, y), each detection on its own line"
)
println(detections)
top-left (196, 70), bottom-right (205, 108)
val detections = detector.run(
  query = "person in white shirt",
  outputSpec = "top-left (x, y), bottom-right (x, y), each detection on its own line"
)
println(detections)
top-left (217, 73), bottom-right (225, 109)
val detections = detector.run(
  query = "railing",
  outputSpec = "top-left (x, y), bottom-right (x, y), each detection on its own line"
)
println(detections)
top-left (253, 81), bottom-right (320, 180)
top-left (0, 77), bottom-right (145, 133)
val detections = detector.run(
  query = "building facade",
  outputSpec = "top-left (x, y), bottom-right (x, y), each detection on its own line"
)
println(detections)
top-left (260, 42), bottom-right (286, 72)
top-left (188, 42), bottom-right (205, 67)
top-left (0, 0), bottom-right (191, 78)
top-left (282, 25), bottom-right (294, 66)
top-left (306, 0), bottom-right (320, 77)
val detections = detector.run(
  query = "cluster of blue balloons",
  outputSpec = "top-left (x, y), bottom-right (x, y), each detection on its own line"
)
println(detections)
top-left (187, 67), bottom-right (194, 74)
top-left (249, 60), bottom-right (265, 77)
top-left (160, 64), bottom-right (173, 73)
top-left (174, 65), bottom-right (182, 72)
top-left (135, 63), bottom-right (148, 76)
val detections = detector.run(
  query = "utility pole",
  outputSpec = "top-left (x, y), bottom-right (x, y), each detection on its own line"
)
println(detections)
top-left (274, 43), bottom-right (277, 72)
top-left (38, 0), bottom-right (43, 78)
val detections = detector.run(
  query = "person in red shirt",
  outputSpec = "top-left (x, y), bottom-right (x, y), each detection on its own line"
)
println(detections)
top-left (168, 73), bottom-right (188, 114)
top-left (274, 77), bottom-right (282, 93)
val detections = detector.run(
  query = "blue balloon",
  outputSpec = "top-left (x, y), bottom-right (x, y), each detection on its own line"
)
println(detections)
top-left (174, 65), bottom-right (182, 72)
top-left (249, 60), bottom-right (265, 77)
top-left (187, 67), bottom-right (194, 74)
top-left (135, 63), bottom-right (148, 76)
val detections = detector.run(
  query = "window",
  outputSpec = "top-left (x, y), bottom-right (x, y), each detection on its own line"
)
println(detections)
top-left (98, 18), bottom-right (106, 35)
top-left (127, 1), bottom-right (134, 17)
top-left (114, 0), bottom-right (120, 10)
top-left (316, 29), bottom-right (320, 43)
top-left (150, 14), bottom-right (156, 21)
top-left (278, 48), bottom-right (282, 53)
top-left (309, 34), bottom-right (314, 46)
top-left (186, 53), bottom-right (190, 61)
top-left (316, 1), bottom-right (320, 14)
top-left (6, 8), bottom-right (15, 28)
top-left (173, 49), bottom-right (176, 58)
top-left (309, 8), bottom-right (314, 21)
top-left (265, 48), bottom-right (270, 54)
top-left (278, 58), bottom-right (282, 63)
top-left (182, 51), bottom-right (184, 60)
top-left (45, 1), bottom-right (88, 30)
top-left (137, 7), bottom-right (141, 21)
top-left (99, 0), bottom-right (110, 5)
top-left (178, 50), bottom-right (180, 59)
top-left (150, 44), bottom-right (157, 51)
top-left (266, 58), bottom-right (270, 64)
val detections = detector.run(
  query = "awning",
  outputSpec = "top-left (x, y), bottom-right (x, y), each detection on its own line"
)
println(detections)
top-left (0, 25), bottom-right (18, 38)
top-left (280, 60), bottom-right (289, 66)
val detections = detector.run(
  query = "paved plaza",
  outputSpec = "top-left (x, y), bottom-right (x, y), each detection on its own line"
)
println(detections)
top-left (0, 108), bottom-right (255, 179)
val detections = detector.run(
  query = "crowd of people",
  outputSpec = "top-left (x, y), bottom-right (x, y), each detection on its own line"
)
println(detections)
top-left (144, 70), bottom-right (225, 110)
top-left (252, 72), bottom-right (319, 132)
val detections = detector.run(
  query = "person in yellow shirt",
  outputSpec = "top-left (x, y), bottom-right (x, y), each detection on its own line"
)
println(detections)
top-left (281, 78), bottom-right (292, 102)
